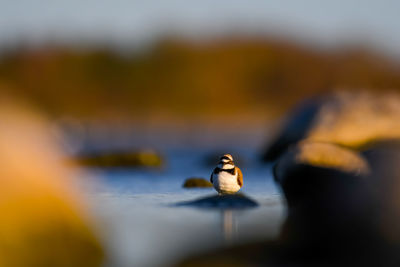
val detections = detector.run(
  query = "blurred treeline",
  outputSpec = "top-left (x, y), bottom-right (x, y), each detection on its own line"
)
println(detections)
top-left (0, 37), bottom-right (399, 120)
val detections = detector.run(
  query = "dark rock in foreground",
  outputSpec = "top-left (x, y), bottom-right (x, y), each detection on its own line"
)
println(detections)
top-left (182, 177), bottom-right (213, 188)
top-left (73, 150), bottom-right (163, 168)
top-left (274, 141), bottom-right (370, 211)
top-left (176, 194), bottom-right (258, 209)
top-left (262, 91), bottom-right (400, 162)
top-left (273, 141), bottom-right (376, 248)
top-left (362, 141), bottom-right (400, 244)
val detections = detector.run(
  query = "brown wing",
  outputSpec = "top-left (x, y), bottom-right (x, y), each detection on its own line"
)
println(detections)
top-left (236, 167), bottom-right (243, 187)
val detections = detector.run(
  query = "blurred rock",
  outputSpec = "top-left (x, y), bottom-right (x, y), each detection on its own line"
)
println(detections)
top-left (183, 177), bottom-right (213, 188)
top-left (0, 98), bottom-right (103, 266)
top-left (74, 149), bottom-right (163, 168)
top-left (271, 140), bottom-right (400, 265)
top-left (176, 194), bottom-right (258, 209)
top-left (262, 91), bottom-right (400, 161)
top-left (274, 141), bottom-right (370, 183)
top-left (362, 141), bottom-right (400, 245)
top-left (273, 141), bottom-right (375, 246)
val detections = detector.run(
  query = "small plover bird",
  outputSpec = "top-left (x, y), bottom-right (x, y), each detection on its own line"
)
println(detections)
top-left (210, 154), bottom-right (243, 194)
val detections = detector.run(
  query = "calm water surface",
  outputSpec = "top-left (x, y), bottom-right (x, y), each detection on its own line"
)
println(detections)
top-left (85, 147), bottom-right (286, 267)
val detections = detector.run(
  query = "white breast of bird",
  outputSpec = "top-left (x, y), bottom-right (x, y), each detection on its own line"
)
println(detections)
top-left (213, 169), bottom-right (240, 194)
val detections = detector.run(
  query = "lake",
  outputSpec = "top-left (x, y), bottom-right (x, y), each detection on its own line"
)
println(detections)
top-left (83, 146), bottom-right (286, 267)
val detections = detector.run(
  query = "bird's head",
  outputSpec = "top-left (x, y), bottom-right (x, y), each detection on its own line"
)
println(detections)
top-left (218, 154), bottom-right (235, 169)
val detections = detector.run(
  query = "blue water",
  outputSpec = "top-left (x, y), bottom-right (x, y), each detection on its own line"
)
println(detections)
top-left (86, 147), bottom-right (286, 267)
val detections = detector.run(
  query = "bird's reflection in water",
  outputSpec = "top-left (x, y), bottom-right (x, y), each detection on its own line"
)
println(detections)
top-left (220, 209), bottom-right (237, 245)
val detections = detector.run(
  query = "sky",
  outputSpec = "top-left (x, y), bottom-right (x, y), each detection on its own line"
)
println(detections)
top-left (1, 0), bottom-right (400, 56)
